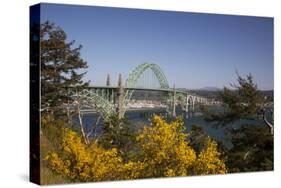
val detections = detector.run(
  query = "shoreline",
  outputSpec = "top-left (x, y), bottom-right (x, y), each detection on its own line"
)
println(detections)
top-left (80, 107), bottom-right (167, 114)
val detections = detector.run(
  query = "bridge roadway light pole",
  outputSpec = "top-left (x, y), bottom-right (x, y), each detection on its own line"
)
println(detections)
top-left (116, 73), bottom-right (124, 119)
top-left (172, 84), bottom-right (176, 117)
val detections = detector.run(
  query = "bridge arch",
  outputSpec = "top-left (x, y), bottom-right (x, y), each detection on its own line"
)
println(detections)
top-left (125, 62), bottom-right (169, 88)
top-left (123, 63), bottom-right (170, 115)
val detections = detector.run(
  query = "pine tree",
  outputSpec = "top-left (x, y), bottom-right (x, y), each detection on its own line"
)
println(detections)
top-left (202, 73), bottom-right (273, 172)
top-left (226, 125), bottom-right (273, 172)
top-left (40, 21), bottom-right (88, 113)
top-left (99, 115), bottom-right (136, 160)
top-left (202, 73), bottom-right (265, 125)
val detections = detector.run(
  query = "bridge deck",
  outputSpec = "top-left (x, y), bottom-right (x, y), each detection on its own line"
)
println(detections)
top-left (86, 85), bottom-right (189, 94)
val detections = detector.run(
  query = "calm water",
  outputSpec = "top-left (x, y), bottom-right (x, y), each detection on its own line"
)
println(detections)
top-left (72, 107), bottom-right (271, 148)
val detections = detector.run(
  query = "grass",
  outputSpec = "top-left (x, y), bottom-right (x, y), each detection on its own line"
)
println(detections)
top-left (40, 117), bottom-right (71, 185)
top-left (40, 165), bottom-right (70, 185)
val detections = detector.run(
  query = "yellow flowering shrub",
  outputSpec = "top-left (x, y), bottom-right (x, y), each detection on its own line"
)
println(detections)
top-left (193, 138), bottom-right (227, 175)
top-left (46, 115), bottom-right (226, 182)
top-left (119, 161), bottom-right (145, 180)
top-left (136, 115), bottom-right (196, 177)
top-left (46, 128), bottom-right (127, 182)
top-left (87, 144), bottom-right (126, 181)
top-left (135, 115), bottom-right (226, 177)
top-left (45, 129), bottom-right (143, 181)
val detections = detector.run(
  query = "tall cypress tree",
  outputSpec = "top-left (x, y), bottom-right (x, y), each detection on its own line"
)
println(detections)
top-left (40, 21), bottom-right (88, 113)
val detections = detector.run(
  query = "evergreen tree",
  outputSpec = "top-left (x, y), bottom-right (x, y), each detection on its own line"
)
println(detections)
top-left (202, 73), bottom-right (273, 172)
top-left (202, 73), bottom-right (265, 125)
top-left (188, 125), bottom-right (209, 154)
top-left (99, 115), bottom-right (136, 160)
top-left (40, 21), bottom-right (88, 113)
top-left (226, 125), bottom-right (273, 172)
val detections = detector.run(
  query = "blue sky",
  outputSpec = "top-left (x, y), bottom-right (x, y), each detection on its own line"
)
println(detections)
top-left (41, 3), bottom-right (274, 90)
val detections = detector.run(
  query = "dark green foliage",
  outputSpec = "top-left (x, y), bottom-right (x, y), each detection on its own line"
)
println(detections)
top-left (99, 115), bottom-right (137, 159)
top-left (188, 125), bottom-right (227, 163)
top-left (202, 73), bottom-right (273, 172)
top-left (226, 125), bottom-right (273, 172)
top-left (188, 125), bottom-right (208, 154)
top-left (203, 73), bottom-right (265, 125)
top-left (40, 21), bottom-right (88, 113)
top-left (262, 90), bottom-right (274, 102)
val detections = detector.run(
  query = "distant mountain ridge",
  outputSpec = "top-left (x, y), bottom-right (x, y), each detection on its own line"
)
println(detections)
top-left (197, 86), bottom-right (222, 91)
top-left (177, 87), bottom-right (221, 91)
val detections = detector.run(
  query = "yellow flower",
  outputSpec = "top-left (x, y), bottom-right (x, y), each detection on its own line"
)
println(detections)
top-left (45, 115), bottom-right (226, 182)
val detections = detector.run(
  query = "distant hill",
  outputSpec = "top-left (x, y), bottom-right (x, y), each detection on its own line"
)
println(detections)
top-left (177, 87), bottom-right (273, 101)
top-left (198, 86), bottom-right (222, 91)
top-left (176, 88), bottom-right (222, 100)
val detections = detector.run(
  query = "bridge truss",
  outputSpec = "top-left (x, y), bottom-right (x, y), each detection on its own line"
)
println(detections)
top-left (68, 62), bottom-right (207, 121)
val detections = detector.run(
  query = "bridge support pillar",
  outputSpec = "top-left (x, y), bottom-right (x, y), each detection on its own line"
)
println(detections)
top-left (185, 94), bottom-right (189, 112)
top-left (116, 74), bottom-right (124, 119)
top-left (172, 84), bottom-right (176, 117)
top-left (191, 98), bottom-right (195, 111)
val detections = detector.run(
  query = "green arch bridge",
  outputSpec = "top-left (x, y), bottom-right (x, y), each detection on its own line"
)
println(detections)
top-left (69, 62), bottom-right (209, 121)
